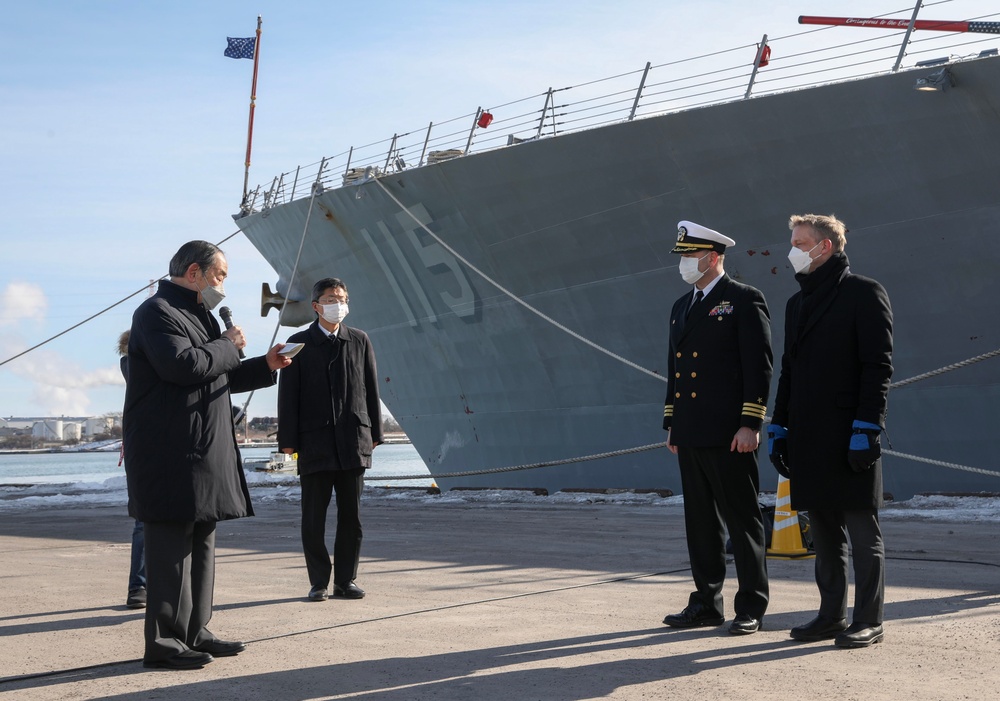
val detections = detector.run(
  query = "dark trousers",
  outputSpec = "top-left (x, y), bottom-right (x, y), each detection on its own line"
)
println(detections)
top-left (809, 507), bottom-right (884, 625)
top-left (677, 446), bottom-right (769, 619)
top-left (128, 519), bottom-right (146, 592)
top-left (300, 468), bottom-right (365, 588)
top-left (142, 520), bottom-right (217, 661)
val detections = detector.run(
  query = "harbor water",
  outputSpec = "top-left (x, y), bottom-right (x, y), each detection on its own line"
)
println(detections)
top-left (0, 444), bottom-right (433, 512)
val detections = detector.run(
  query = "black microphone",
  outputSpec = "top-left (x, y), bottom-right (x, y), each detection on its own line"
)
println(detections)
top-left (218, 306), bottom-right (245, 359)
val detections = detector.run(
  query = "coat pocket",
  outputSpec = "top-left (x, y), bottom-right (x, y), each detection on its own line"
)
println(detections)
top-left (355, 411), bottom-right (374, 457)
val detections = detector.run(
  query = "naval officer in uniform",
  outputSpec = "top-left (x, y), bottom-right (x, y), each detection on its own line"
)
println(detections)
top-left (662, 221), bottom-right (773, 635)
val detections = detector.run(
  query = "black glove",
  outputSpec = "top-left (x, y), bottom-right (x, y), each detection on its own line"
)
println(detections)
top-left (768, 426), bottom-right (790, 479)
top-left (848, 420), bottom-right (882, 472)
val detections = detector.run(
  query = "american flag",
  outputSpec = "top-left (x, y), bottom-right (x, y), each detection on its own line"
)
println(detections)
top-left (224, 37), bottom-right (256, 59)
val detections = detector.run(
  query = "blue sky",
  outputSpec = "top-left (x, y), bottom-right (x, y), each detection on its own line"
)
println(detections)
top-left (1, 0), bottom-right (997, 421)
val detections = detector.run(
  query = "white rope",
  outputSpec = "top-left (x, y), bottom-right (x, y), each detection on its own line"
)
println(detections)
top-left (234, 180), bottom-right (322, 423)
top-left (884, 449), bottom-right (1000, 479)
top-left (362, 443), bottom-right (1000, 483)
top-left (372, 177), bottom-right (667, 383)
top-left (889, 348), bottom-right (1000, 389)
top-left (364, 441), bottom-right (669, 481)
top-left (374, 176), bottom-right (1000, 393)
top-left (371, 176), bottom-right (1000, 481)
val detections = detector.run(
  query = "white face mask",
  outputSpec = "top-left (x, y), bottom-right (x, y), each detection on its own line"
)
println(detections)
top-left (679, 254), bottom-right (710, 285)
top-left (787, 242), bottom-right (823, 275)
top-left (319, 302), bottom-right (349, 324)
top-left (199, 272), bottom-right (226, 310)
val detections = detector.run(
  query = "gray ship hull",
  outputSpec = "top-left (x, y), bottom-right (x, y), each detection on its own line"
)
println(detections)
top-left (238, 55), bottom-right (1000, 499)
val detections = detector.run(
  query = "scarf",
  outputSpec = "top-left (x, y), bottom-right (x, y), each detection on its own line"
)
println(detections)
top-left (789, 251), bottom-right (850, 356)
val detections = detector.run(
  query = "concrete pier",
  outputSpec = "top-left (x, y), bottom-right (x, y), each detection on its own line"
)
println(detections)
top-left (1, 495), bottom-right (997, 699)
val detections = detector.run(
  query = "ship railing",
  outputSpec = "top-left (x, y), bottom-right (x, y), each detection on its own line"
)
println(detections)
top-left (246, 6), bottom-right (999, 213)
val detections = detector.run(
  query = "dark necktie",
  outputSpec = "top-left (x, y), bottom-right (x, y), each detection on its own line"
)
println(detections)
top-left (686, 290), bottom-right (704, 320)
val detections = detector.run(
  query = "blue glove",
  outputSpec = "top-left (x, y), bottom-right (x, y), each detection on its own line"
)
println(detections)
top-left (848, 420), bottom-right (882, 472)
top-left (768, 425), bottom-right (790, 478)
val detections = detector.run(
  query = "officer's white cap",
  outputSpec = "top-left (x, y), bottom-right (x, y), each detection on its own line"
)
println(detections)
top-left (671, 220), bottom-right (736, 254)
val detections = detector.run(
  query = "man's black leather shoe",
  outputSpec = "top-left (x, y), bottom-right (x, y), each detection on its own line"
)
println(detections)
top-left (835, 623), bottom-right (884, 648)
top-left (333, 582), bottom-right (365, 599)
top-left (662, 605), bottom-right (725, 629)
top-left (308, 585), bottom-right (329, 601)
top-left (728, 613), bottom-right (760, 635)
top-left (142, 650), bottom-right (214, 670)
top-left (192, 639), bottom-right (246, 657)
top-left (789, 615), bottom-right (849, 641)
top-left (126, 587), bottom-right (147, 609)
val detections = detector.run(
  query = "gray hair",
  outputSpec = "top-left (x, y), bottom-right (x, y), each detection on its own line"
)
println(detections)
top-left (168, 240), bottom-right (223, 278)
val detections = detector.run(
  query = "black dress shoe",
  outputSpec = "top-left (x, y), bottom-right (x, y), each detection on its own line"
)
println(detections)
top-left (192, 639), bottom-right (246, 657)
top-left (789, 615), bottom-right (849, 642)
top-left (663, 604), bottom-right (725, 629)
top-left (728, 613), bottom-right (761, 635)
top-left (126, 588), bottom-right (147, 609)
top-left (333, 582), bottom-right (365, 599)
top-left (143, 650), bottom-right (214, 670)
top-left (835, 622), bottom-right (884, 648)
top-left (308, 585), bottom-right (329, 601)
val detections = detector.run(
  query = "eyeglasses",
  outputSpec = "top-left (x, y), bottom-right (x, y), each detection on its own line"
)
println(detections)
top-left (316, 296), bottom-right (349, 304)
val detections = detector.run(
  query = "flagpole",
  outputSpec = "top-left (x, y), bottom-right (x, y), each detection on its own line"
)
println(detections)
top-left (241, 15), bottom-right (262, 212)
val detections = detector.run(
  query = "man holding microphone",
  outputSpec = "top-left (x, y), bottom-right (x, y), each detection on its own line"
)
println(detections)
top-left (124, 240), bottom-right (291, 669)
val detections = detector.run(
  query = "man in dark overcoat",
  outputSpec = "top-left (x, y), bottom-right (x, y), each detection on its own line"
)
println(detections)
top-left (662, 221), bottom-right (773, 635)
top-left (124, 240), bottom-right (290, 670)
top-left (278, 277), bottom-right (383, 602)
top-left (769, 213), bottom-right (893, 649)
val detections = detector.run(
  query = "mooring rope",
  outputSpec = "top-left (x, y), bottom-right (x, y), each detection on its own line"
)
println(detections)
top-left (372, 177), bottom-right (667, 383)
top-left (368, 173), bottom-right (999, 481)
top-left (3, 171), bottom-right (996, 483)
top-left (889, 348), bottom-right (1000, 389)
top-left (882, 449), bottom-right (1000, 479)
top-left (364, 441), bottom-right (670, 482)
top-left (234, 179), bottom-right (323, 424)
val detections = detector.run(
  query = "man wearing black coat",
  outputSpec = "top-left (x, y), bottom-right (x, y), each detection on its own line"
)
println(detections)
top-left (124, 240), bottom-right (291, 669)
top-left (662, 221), bottom-right (772, 636)
top-left (278, 278), bottom-right (383, 602)
top-left (770, 213), bottom-right (893, 649)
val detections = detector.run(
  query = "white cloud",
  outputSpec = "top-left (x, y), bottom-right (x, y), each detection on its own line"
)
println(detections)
top-left (0, 281), bottom-right (47, 327)
top-left (2, 342), bottom-right (123, 416)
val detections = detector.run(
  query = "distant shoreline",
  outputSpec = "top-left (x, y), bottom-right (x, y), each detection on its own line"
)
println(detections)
top-left (236, 432), bottom-right (411, 448)
top-left (0, 432), bottom-right (412, 456)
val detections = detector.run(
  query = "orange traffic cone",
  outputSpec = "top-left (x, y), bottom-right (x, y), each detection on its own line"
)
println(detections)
top-left (766, 475), bottom-right (815, 560)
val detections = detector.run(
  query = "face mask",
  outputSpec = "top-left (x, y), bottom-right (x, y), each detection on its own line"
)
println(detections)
top-left (787, 242), bottom-right (822, 275)
top-left (679, 254), bottom-right (710, 285)
top-left (199, 272), bottom-right (226, 310)
top-left (319, 302), bottom-right (349, 324)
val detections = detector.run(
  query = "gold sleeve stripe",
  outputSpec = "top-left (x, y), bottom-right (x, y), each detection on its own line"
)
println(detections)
top-left (741, 403), bottom-right (767, 418)
top-left (663, 405), bottom-right (673, 417)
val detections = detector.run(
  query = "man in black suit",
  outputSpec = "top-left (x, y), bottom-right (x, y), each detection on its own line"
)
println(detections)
top-left (278, 278), bottom-right (384, 602)
top-left (662, 221), bottom-right (773, 635)
top-left (770, 213), bottom-right (892, 649)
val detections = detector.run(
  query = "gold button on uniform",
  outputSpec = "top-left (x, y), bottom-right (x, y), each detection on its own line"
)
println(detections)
top-left (691, 372), bottom-right (697, 378)
top-left (675, 392), bottom-right (681, 398)
top-left (691, 392), bottom-right (697, 398)
top-left (692, 352), bottom-right (698, 358)
top-left (675, 372), bottom-right (680, 378)
top-left (676, 352), bottom-right (682, 358)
